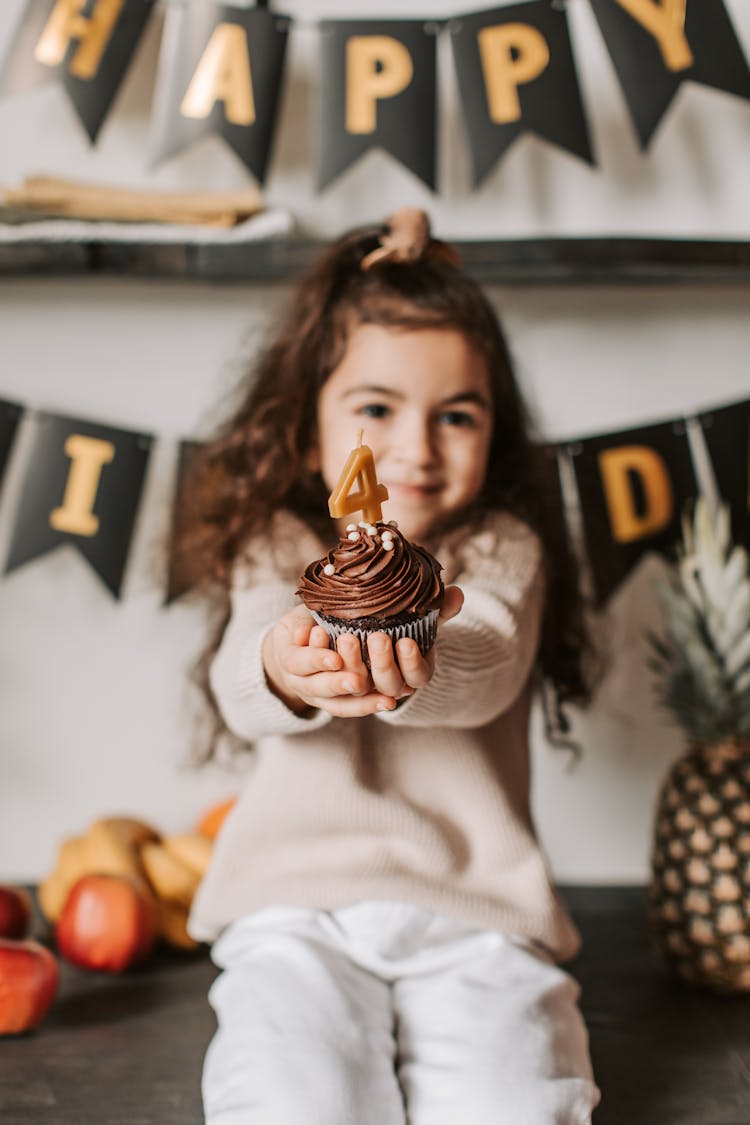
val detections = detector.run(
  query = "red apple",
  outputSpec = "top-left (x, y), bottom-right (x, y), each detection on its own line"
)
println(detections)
top-left (56, 874), bottom-right (157, 972)
top-left (0, 938), bottom-right (59, 1035)
top-left (0, 885), bottom-right (32, 939)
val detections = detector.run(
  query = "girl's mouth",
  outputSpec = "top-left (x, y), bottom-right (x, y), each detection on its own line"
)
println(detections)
top-left (386, 482), bottom-right (441, 498)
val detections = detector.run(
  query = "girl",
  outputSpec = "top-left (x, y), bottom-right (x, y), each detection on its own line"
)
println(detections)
top-left (177, 209), bottom-right (601, 1124)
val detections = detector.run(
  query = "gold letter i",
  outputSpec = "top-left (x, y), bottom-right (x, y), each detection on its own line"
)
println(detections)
top-left (50, 434), bottom-right (115, 537)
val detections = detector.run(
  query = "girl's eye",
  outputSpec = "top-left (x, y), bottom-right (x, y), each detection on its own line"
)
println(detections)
top-left (357, 403), bottom-right (390, 419)
top-left (439, 410), bottom-right (477, 428)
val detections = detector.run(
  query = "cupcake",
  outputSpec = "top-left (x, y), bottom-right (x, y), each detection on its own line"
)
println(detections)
top-left (296, 520), bottom-right (444, 664)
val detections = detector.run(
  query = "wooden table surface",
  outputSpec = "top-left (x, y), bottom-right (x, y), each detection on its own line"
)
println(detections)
top-left (2, 887), bottom-right (749, 1124)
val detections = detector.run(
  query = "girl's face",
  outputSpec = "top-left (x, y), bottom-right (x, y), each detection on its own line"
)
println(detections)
top-left (315, 322), bottom-right (493, 542)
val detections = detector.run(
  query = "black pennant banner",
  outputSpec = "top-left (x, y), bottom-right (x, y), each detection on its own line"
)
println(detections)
top-left (588, 0), bottom-right (750, 149)
top-left (165, 438), bottom-right (204, 605)
top-left (0, 399), bottom-right (23, 490)
top-left (570, 418), bottom-right (697, 605)
top-left (319, 19), bottom-right (438, 191)
top-left (0, 0), bottom-right (157, 142)
top-left (150, 3), bottom-right (288, 182)
top-left (1, 395), bottom-right (750, 605)
top-left (1, 2), bottom-right (748, 187)
top-left (698, 398), bottom-right (750, 549)
top-left (4, 412), bottom-right (153, 598)
top-left (450, 2), bottom-right (594, 187)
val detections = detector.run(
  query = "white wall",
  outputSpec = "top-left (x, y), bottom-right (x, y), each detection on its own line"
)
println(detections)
top-left (0, 0), bottom-right (749, 883)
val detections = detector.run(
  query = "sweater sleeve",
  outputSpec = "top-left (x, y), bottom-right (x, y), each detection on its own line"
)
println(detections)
top-left (208, 516), bottom-right (334, 742)
top-left (376, 512), bottom-right (544, 730)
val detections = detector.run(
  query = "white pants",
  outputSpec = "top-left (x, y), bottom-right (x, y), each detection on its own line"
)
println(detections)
top-left (203, 900), bottom-right (601, 1125)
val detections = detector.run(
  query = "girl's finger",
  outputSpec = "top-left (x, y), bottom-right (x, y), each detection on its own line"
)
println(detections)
top-left (395, 638), bottom-right (433, 689)
top-left (292, 623), bottom-right (311, 647)
top-left (283, 644), bottom-right (342, 678)
top-left (304, 692), bottom-right (397, 718)
top-left (335, 633), bottom-right (372, 696)
top-left (293, 668), bottom-right (371, 701)
top-left (367, 633), bottom-right (408, 699)
top-left (309, 625), bottom-right (333, 649)
top-left (282, 606), bottom-right (316, 647)
top-left (438, 585), bottom-right (464, 624)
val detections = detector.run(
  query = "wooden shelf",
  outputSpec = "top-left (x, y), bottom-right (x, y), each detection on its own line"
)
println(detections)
top-left (1, 236), bottom-right (749, 284)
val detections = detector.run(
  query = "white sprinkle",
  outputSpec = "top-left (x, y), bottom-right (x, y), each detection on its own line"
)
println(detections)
top-left (323, 563), bottom-right (335, 576)
top-left (358, 521), bottom-right (367, 528)
top-left (382, 540), bottom-right (394, 551)
top-left (388, 520), bottom-right (398, 528)
top-left (348, 531), bottom-right (359, 541)
top-left (366, 525), bottom-right (377, 536)
top-left (346, 523), bottom-right (357, 531)
top-left (381, 530), bottom-right (394, 542)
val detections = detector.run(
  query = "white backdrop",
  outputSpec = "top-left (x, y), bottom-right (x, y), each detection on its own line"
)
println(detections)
top-left (0, 0), bottom-right (749, 882)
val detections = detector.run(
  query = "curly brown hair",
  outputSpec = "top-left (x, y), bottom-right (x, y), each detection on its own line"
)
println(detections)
top-left (173, 220), bottom-right (596, 760)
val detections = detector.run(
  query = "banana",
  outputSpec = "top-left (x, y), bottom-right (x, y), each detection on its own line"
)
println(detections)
top-left (156, 898), bottom-right (200, 951)
top-left (38, 868), bottom-right (73, 922)
top-left (162, 832), bottom-right (213, 877)
top-left (57, 834), bottom-right (90, 885)
top-left (140, 841), bottom-right (200, 907)
top-left (38, 834), bottom-right (90, 921)
top-left (83, 820), bottom-right (148, 880)
top-left (39, 816), bottom-right (205, 929)
top-left (91, 816), bottom-right (161, 851)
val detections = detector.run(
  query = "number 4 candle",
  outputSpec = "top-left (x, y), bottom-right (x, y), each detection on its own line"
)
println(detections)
top-left (328, 430), bottom-right (389, 525)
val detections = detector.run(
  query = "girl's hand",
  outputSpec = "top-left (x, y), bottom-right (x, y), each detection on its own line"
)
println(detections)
top-left (262, 606), bottom-right (397, 717)
top-left (365, 584), bottom-right (464, 699)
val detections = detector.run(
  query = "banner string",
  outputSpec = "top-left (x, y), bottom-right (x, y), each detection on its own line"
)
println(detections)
top-left (145, 2), bottom-right (452, 32)
top-left (139, 0), bottom-right (575, 40)
top-left (144, 0), bottom-right (572, 11)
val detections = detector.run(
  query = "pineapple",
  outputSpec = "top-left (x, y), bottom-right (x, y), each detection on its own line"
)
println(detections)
top-left (648, 497), bottom-right (750, 991)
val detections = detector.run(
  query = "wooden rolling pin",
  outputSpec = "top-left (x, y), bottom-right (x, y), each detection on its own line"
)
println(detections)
top-left (1, 175), bottom-right (264, 227)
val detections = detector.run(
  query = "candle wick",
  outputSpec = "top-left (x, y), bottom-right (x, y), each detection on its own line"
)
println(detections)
top-left (357, 429), bottom-right (364, 447)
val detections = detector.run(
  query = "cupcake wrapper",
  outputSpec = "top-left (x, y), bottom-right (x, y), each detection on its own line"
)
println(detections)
top-left (310, 609), bottom-right (440, 666)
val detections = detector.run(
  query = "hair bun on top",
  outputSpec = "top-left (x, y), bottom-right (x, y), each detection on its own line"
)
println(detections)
top-left (360, 207), bottom-right (461, 271)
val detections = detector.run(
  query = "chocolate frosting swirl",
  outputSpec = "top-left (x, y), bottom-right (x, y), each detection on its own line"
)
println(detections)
top-left (297, 522), bottom-right (444, 621)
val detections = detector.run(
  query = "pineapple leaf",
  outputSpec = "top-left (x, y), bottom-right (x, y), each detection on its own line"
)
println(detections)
top-left (716, 501), bottom-right (731, 554)
top-left (649, 497), bottom-right (750, 743)
top-left (723, 582), bottom-right (750, 646)
top-left (678, 557), bottom-right (705, 613)
top-left (680, 507), bottom-right (694, 555)
top-left (726, 631), bottom-right (750, 681)
top-left (658, 583), bottom-right (699, 632)
top-left (724, 544), bottom-right (749, 594)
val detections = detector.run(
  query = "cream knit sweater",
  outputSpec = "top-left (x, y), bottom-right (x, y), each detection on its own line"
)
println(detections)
top-left (189, 509), bottom-right (580, 962)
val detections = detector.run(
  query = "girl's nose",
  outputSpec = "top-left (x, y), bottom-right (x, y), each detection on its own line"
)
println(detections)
top-left (394, 417), bottom-right (437, 469)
